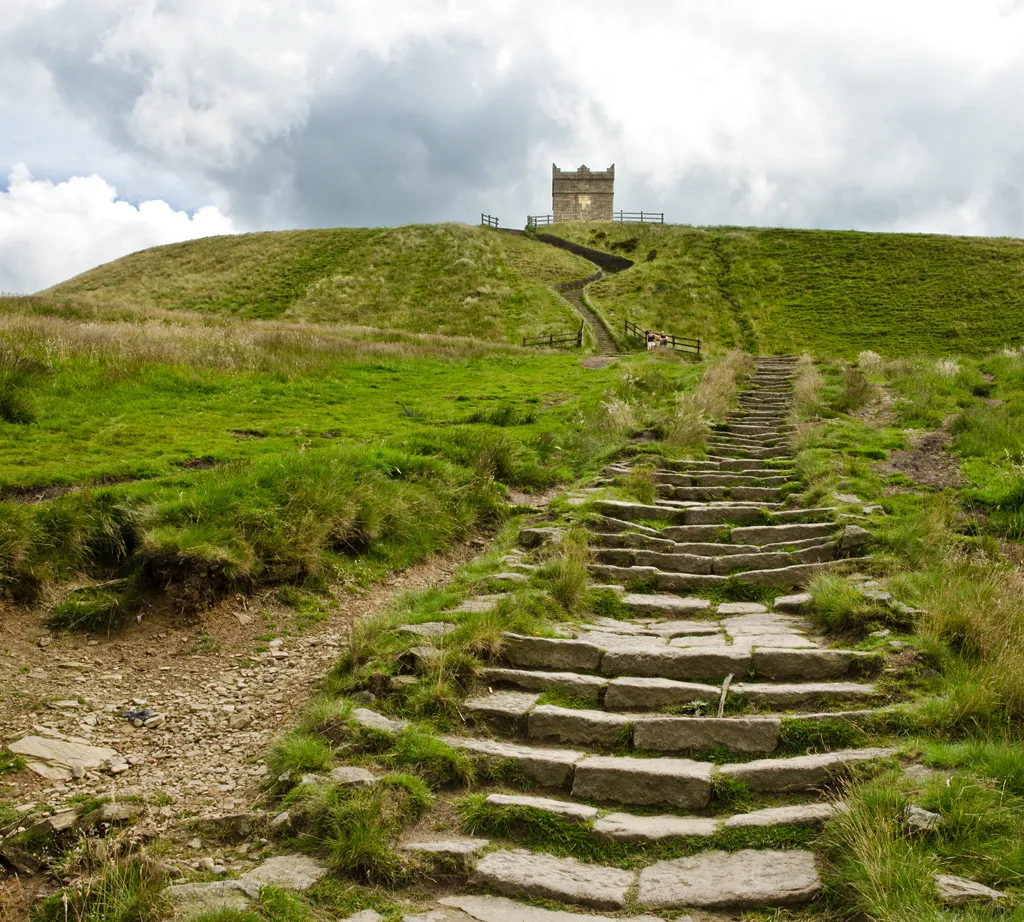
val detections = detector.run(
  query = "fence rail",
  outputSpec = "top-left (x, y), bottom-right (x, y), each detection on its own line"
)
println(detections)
top-left (615, 211), bottom-right (664, 223)
top-left (527, 214), bottom-right (554, 228)
top-left (523, 319), bottom-right (585, 348)
top-left (481, 213), bottom-right (500, 228)
top-left (624, 318), bottom-right (700, 355)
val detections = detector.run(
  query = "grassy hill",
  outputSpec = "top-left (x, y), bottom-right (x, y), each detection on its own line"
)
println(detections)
top-left (550, 223), bottom-right (1024, 357)
top-left (47, 224), bottom-right (595, 345)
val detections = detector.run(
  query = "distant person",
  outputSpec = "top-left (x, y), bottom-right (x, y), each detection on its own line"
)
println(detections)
top-left (659, 331), bottom-right (669, 349)
top-left (646, 330), bottom-right (656, 351)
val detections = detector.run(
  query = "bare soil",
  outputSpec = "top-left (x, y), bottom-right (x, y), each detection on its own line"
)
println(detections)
top-left (884, 427), bottom-right (964, 490)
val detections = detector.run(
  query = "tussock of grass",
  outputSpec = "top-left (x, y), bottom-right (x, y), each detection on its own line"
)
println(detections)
top-left (36, 859), bottom-right (165, 922)
top-left (266, 731), bottom-right (334, 778)
top-left (292, 773), bottom-right (432, 885)
top-left (663, 349), bottom-right (752, 450)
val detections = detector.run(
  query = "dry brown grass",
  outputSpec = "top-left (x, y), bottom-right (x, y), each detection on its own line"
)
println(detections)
top-left (664, 349), bottom-right (752, 448)
top-left (792, 353), bottom-right (825, 419)
top-left (0, 294), bottom-right (523, 374)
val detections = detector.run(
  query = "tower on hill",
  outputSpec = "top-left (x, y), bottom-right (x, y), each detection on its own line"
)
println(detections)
top-left (552, 164), bottom-right (614, 222)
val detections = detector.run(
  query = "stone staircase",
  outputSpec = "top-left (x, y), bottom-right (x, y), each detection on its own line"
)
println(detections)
top-left (380, 356), bottom-right (904, 918)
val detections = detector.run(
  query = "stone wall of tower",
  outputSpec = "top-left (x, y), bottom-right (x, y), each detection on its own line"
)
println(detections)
top-left (552, 164), bottom-right (614, 222)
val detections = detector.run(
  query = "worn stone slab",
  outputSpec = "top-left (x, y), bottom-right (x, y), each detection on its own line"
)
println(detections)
top-left (732, 681), bottom-right (879, 706)
top-left (660, 525), bottom-right (723, 542)
top-left (480, 668), bottom-right (606, 701)
top-left (166, 881), bottom-right (255, 918)
top-left (593, 812), bottom-right (718, 841)
top-left (605, 676), bottom-right (720, 710)
top-left (397, 621), bottom-right (456, 638)
top-left (793, 542), bottom-right (838, 564)
top-left (439, 736), bottom-right (581, 787)
top-left (575, 631), bottom-right (667, 652)
top-left (588, 515), bottom-right (662, 536)
top-left (752, 648), bottom-right (877, 680)
top-left (474, 850), bottom-right (632, 910)
top-left (593, 500), bottom-right (684, 523)
top-left (621, 594), bottom-right (712, 617)
top-left (667, 634), bottom-right (730, 649)
top-left (717, 601), bottom-right (768, 615)
top-left (601, 648), bottom-right (750, 681)
top-left (588, 564), bottom-right (662, 584)
top-left (684, 506), bottom-right (766, 526)
top-left (501, 634), bottom-right (603, 671)
top-left (241, 854), bottom-right (329, 891)
top-left (8, 734), bottom-right (118, 781)
top-left (572, 756), bottom-right (713, 809)
top-left (723, 803), bottom-right (840, 828)
top-left (448, 596), bottom-right (501, 614)
top-left (518, 527), bottom-right (565, 549)
top-left (638, 849), bottom-right (821, 909)
top-left (327, 766), bottom-right (378, 787)
top-left (633, 717), bottom-right (781, 754)
top-left (635, 550), bottom-right (715, 575)
top-left (352, 708), bottom-right (409, 735)
top-left (528, 705), bottom-right (632, 747)
top-left (465, 691), bottom-right (540, 724)
top-left (655, 572), bottom-right (728, 592)
top-left (730, 523), bottom-right (836, 545)
top-left (442, 894), bottom-right (668, 922)
top-left (486, 793), bottom-right (598, 823)
top-left (646, 620), bottom-right (720, 638)
top-left (402, 838), bottom-right (489, 864)
top-left (772, 592), bottom-right (814, 613)
top-left (720, 748), bottom-right (897, 793)
top-left (934, 873), bottom-right (1007, 906)
top-left (713, 552), bottom-right (794, 574)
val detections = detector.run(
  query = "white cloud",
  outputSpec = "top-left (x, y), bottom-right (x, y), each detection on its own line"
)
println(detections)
top-left (0, 164), bottom-right (236, 293)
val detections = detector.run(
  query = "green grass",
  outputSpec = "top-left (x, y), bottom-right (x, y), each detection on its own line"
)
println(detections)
top-left (44, 224), bottom-right (595, 343)
top-left (548, 223), bottom-right (1024, 357)
top-left (36, 859), bottom-right (165, 922)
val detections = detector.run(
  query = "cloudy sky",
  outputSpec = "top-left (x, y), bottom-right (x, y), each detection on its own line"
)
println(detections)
top-left (3, 0), bottom-right (1024, 292)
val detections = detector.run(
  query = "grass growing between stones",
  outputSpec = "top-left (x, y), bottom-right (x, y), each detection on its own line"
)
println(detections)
top-left (458, 794), bottom-right (816, 869)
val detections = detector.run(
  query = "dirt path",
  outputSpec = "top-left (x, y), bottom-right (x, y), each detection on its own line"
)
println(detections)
top-left (0, 542), bottom-right (480, 832)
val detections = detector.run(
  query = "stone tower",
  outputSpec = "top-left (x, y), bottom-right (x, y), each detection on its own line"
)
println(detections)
top-left (552, 164), bottom-right (614, 222)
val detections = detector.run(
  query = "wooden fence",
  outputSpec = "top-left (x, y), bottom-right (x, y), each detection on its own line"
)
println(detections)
top-left (481, 213), bottom-right (500, 228)
top-left (527, 214), bottom-right (554, 228)
top-left (624, 318), bottom-right (700, 355)
top-left (523, 320), bottom-right (585, 348)
top-left (615, 211), bottom-right (664, 223)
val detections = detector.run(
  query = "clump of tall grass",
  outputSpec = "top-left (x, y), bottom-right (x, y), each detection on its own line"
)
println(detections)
top-left (596, 397), bottom-right (637, 436)
top-left (663, 350), bottom-right (752, 448)
top-left (0, 343), bottom-right (51, 424)
top-left (292, 773), bottom-right (432, 885)
top-left (36, 858), bottom-right (165, 922)
top-left (792, 353), bottom-right (824, 419)
top-left (536, 528), bottom-right (592, 613)
top-left (835, 365), bottom-right (875, 413)
top-left (858, 350), bottom-right (886, 376)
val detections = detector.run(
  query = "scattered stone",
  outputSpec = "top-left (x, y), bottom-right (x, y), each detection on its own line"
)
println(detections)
top-left (228, 713), bottom-right (253, 730)
top-left (870, 629), bottom-right (891, 638)
top-left (934, 873), bottom-right (1007, 906)
top-left (638, 849), bottom-right (821, 908)
top-left (270, 811), bottom-right (291, 831)
top-left (351, 708), bottom-right (409, 735)
top-left (345, 913), bottom-right (384, 922)
top-left (518, 527), bottom-right (565, 549)
top-left (474, 849), bottom-right (632, 910)
top-left (78, 802), bottom-right (140, 829)
top-left (834, 493), bottom-right (863, 504)
top-left (772, 592), bottom-right (813, 613)
top-left (905, 804), bottom-right (942, 833)
top-left (241, 854), bottom-right (329, 891)
top-left (328, 766), bottom-right (377, 788)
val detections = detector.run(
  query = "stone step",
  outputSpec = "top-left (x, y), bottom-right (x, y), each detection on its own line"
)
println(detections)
top-left (654, 472), bottom-right (795, 487)
top-left (730, 522), bottom-right (839, 543)
top-left (473, 850), bottom-right (632, 910)
top-left (499, 633), bottom-right (877, 682)
top-left (482, 793), bottom-right (840, 842)
top-left (658, 486), bottom-right (784, 502)
top-left (481, 669), bottom-right (881, 712)
top-left (706, 444), bottom-right (792, 459)
top-left (593, 544), bottom-right (837, 575)
top-left (436, 895), bottom-right (657, 922)
top-left (638, 849), bottom-right (820, 909)
top-left (590, 555), bottom-right (864, 592)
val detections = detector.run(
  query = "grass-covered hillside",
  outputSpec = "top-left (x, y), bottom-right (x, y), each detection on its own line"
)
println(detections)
top-left (46, 224), bottom-right (595, 345)
top-left (551, 223), bottom-right (1024, 357)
